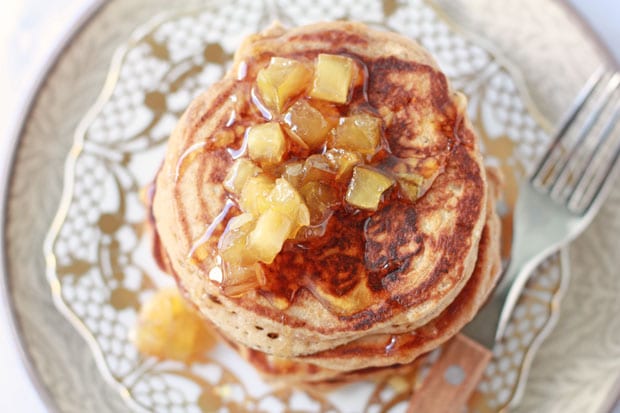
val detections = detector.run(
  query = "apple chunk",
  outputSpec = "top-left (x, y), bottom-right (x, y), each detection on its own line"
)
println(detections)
top-left (218, 213), bottom-right (255, 265)
top-left (280, 161), bottom-right (304, 188)
top-left (223, 159), bottom-right (261, 195)
top-left (395, 173), bottom-right (424, 202)
top-left (324, 148), bottom-right (362, 181)
top-left (345, 166), bottom-right (394, 210)
top-left (300, 181), bottom-right (339, 224)
top-left (239, 175), bottom-right (275, 215)
top-left (133, 289), bottom-right (215, 362)
top-left (246, 209), bottom-right (294, 264)
top-left (283, 99), bottom-right (331, 149)
top-left (247, 122), bottom-right (286, 166)
top-left (331, 114), bottom-right (381, 155)
top-left (220, 262), bottom-right (264, 297)
top-left (269, 178), bottom-right (311, 233)
top-left (310, 54), bottom-right (355, 104)
top-left (256, 57), bottom-right (312, 113)
top-left (302, 154), bottom-right (336, 184)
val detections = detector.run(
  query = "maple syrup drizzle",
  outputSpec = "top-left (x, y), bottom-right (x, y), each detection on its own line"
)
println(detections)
top-left (250, 86), bottom-right (273, 120)
top-left (188, 200), bottom-right (234, 260)
top-left (225, 95), bottom-right (237, 127)
top-left (226, 128), bottom-right (249, 160)
top-left (237, 60), bottom-right (248, 81)
top-left (175, 141), bottom-right (207, 183)
top-left (385, 335), bottom-right (397, 353)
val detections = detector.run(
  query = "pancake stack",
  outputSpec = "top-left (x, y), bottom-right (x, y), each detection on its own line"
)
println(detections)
top-left (151, 21), bottom-right (502, 384)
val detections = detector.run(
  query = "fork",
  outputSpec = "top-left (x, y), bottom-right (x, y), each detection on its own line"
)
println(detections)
top-left (408, 67), bottom-right (620, 413)
top-left (475, 68), bottom-right (620, 344)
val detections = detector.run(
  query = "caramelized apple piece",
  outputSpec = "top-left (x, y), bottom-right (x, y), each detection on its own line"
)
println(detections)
top-left (294, 221), bottom-right (331, 242)
top-left (247, 122), bottom-right (286, 166)
top-left (395, 173), bottom-right (424, 202)
top-left (246, 209), bottom-right (294, 264)
top-left (306, 99), bottom-right (341, 126)
top-left (220, 262), bottom-right (265, 297)
top-left (331, 114), bottom-right (381, 155)
top-left (218, 213), bottom-right (255, 265)
top-left (302, 154), bottom-right (336, 184)
top-left (345, 166), bottom-right (394, 210)
top-left (324, 148), bottom-right (362, 181)
top-left (239, 174), bottom-right (275, 215)
top-left (134, 289), bottom-right (215, 362)
top-left (389, 157), bottom-right (439, 201)
top-left (223, 159), bottom-right (261, 195)
top-left (398, 179), bottom-right (422, 201)
top-left (256, 57), bottom-right (312, 113)
top-left (283, 100), bottom-right (331, 149)
top-left (269, 178), bottom-right (311, 233)
top-left (310, 54), bottom-right (354, 104)
top-left (280, 161), bottom-right (305, 188)
top-left (307, 279), bottom-right (374, 316)
top-left (300, 181), bottom-right (340, 224)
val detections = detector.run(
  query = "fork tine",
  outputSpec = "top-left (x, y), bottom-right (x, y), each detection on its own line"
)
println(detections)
top-left (531, 67), bottom-right (607, 184)
top-left (568, 100), bottom-right (620, 213)
top-left (547, 73), bottom-right (620, 198)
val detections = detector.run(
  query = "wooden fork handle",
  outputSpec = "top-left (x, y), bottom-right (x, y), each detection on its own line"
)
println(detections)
top-left (407, 334), bottom-right (492, 413)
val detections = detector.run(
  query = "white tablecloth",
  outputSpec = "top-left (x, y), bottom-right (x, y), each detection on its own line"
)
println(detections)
top-left (0, 1), bottom-right (618, 412)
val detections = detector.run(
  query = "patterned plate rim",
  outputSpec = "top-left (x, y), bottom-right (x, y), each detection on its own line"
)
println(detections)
top-left (40, 1), bottom-right (570, 411)
top-left (0, 2), bottom-right (107, 412)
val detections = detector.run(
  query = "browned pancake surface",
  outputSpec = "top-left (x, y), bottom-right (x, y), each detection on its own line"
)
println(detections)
top-left (229, 175), bottom-right (501, 381)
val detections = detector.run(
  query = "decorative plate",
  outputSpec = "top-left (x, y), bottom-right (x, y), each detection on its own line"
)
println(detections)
top-left (44, 0), bottom-right (568, 412)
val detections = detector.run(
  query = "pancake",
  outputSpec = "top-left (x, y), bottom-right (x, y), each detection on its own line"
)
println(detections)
top-left (231, 337), bottom-right (424, 387)
top-left (152, 21), bottom-right (488, 357)
top-left (222, 172), bottom-right (501, 382)
top-left (298, 170), bottom-right (501, 371)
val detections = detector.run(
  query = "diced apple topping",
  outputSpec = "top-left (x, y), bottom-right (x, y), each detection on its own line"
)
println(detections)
top-left (302, 154), bottom-right (336, 184)
top-left (306, 100), bottom-right (340, 125)
top-left (247, 209), bottom-right (294, 264)
top-left (220, 262), bottom-right (265, 297)
top-left (331, 114), bottom-right (381, 155)
top-left (280, 161), bottom-right (304, 188)
top-left (283, 100), bottom-right (331, 149)
top-left (397, 176), bottom-right (423, 202)
top-left (239, 175), bottom-right (275, 215)
top-left (247, 122), bottom-right (286, 166)
top-left (220, 179), bottom-right (310, 267)
top-left (310, 54), bottom-right (355, 104)
top-left (256, 57), bottom-right (312, 113)
top-left (388, 157), bottom-right (439, 202)
top-left (218, 213), bottom-right (256, 265)
top-left (300, 181), bottom-right (339, 224)
top-left (324, 149), bottom-right (362, 181)
top-left (269, 178), bottom-right (311, 233)
top-left (345, 166), bottom-right (394, 210)
top-left (223, 159), bottom-right (261, 195)
top-left (212, 53), bottom-right (437, 299)
top-left (133, 289), bottom-right (215, 362)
